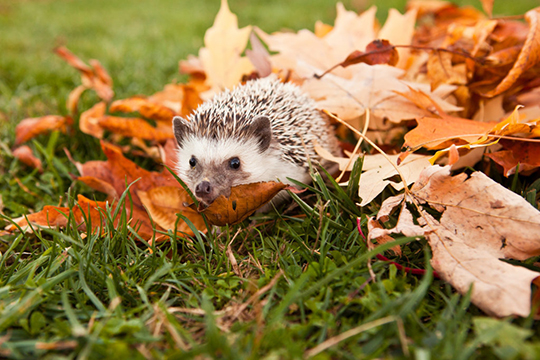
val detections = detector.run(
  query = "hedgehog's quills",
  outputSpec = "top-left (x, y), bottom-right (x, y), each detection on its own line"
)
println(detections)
top-left (172, 76), bottom-right (340, 209)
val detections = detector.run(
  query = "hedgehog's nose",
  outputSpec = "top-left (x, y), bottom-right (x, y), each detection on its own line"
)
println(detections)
top-left (195, 181), bottom-right (212, 198)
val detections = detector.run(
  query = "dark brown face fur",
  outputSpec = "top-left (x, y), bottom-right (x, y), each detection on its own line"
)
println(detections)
top-left (187, 156), bottom-right (252, 205)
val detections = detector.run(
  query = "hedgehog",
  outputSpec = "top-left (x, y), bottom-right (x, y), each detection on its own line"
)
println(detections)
top-left (172, 76), bottom-right (340, 207)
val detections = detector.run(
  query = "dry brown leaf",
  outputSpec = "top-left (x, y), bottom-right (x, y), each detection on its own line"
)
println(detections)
top-left (138, 186), bottom-right (205, 234)
top-left (109, 97), bottom-right (177, 121)
top-left (304, 64), bottom-right (461, 123)
top-left (485, 140), bottom-right (540, 176)
top-left (97, 116), bottom-right (174, 141)
top-left (199, 0), bottom-right (253, 94)
top-left (427, 50), bottom-right (468, 90)
top-left (198, 182), bottom-right (288, 226)
top-left (12, 146), bottom-right (43, 172)
top-left (316, 146), bottom-right (432, 207)
top-left (55, 47), bottom-right (114, 104)
top-left (370, 165), bottom-right (540, 317)
top-left (64, 142), bottom-right (205, 239)
top-left (6, 195), bottom-right (158, 240)
top-left (334, 40), bottom-right (399, 69)
top-left (15, 115), bottom-right (72, 145)
top-left (257, 5), bottom-right (417, 79)
top-left (378, 7), bottom-right (418, 69)
top-left (79, 102), bottom-right (106, 138)
top-left (483, 8), bottom-right (540, 97)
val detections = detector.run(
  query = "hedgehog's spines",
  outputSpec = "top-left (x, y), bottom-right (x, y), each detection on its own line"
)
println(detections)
top-left (185, 76), bottom-right (339, 168)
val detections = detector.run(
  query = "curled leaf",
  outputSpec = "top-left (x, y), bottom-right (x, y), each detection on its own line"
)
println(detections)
top-left (12, 146), bottom-right (43, 172)
top-left (15, 115), bottom-right (72, 145)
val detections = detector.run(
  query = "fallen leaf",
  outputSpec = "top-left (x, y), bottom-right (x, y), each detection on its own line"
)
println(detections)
top-left (357, 154), bottom-right (432, 207)
top-left (427, 50), bottom-right (468, 90)
top-left (198, 182), bottom-right (288, 226)
top-left (370, 165), bottom-right (540, 317)
top-left (325, 40), bottom-right (399, 73)
top-left (109, 97), bottom-right (177, 121)
top-left (55, 46), bottom-right (114, 103)
top-left (199, 0), bottom-right (253, 93)
top-left (79, 102), bottom-right (106, 139)
top-left (482, 8), bottom-right (540, 97)
top-left (485, 140), bottom-right (540, 176)
top-left (6, 195), bottom-right (158, 240)
top-left (246, 32), bottom-right (272, 77)
top-left (403, 115), bottom-right (496, 151)
top-left (15, 115), bottom-right (72, 145)
top-left (97, 116), bottom-right (174, 141)
top-left (138, 186), bottom-right (205, 233)
top-left (316, 146), bottom-right (432, 207)
top-left (12, 146), bottom-right (43, 172)
top-left (304, 63), bottom-right (461, 124)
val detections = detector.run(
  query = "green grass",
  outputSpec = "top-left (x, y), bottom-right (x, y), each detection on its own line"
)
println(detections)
top-left (1, 0), bottom-right (540, 359)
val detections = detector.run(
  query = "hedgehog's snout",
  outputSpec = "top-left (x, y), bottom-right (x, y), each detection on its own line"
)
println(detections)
top-left (195, 180), bottom-right (215, 205)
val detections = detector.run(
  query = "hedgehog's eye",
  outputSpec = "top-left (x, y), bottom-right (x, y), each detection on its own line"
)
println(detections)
top-left (229, 157), bottom-right (240, 170)
top-left (189, 156), bottom-right (197, 168)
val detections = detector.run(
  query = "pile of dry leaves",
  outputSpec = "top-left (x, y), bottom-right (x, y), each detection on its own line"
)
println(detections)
top-left (6, 0), bottom-right (540, 318)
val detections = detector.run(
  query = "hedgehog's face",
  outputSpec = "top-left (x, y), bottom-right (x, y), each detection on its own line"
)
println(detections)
top-left (172, 115), bottom-right (272, 206)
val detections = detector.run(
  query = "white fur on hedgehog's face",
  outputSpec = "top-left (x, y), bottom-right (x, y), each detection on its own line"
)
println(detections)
top-left (173, 115), bottom-right (292, 206)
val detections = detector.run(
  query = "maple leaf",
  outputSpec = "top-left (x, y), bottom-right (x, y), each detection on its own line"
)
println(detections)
top-left (257, 4), bottom-right (417, 79)
top-left (403, 115), bottom-right (496, 151)
top-left (198, 0), bottom-right (253, 94)
top-left (316, 146), bottom-right (432, 207)
top-left (303, 63), bottom-right (461, 124)
top-left (109, 97), bottom-right (177, 122)
top-left (369, 165), bottom-right (540, 317)
top-left (486, 140), bottom-right (540, 176)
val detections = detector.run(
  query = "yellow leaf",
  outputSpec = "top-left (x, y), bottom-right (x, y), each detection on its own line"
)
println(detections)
top-left (199, 0), bottom-right (253, 92)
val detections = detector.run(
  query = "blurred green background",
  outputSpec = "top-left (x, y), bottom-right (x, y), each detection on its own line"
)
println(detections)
top-left (0, 0), bottom-right (537, 125)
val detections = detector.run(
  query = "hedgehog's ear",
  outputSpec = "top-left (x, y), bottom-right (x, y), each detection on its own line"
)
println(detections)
top-left (251, 116), bottom-right (272, 153)
top-left (173, 116), bottom-right (189, 148)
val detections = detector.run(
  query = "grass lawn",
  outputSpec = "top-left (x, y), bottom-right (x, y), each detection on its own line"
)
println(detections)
top-left (1, 0), bottom-right (540, 358)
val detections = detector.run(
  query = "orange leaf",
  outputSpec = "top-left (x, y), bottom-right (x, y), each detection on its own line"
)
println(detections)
top-left (403, 116), bottom-right (496, 150)
top-left (486, 140), bottom-right (540, 176)
top-left (75, 142), bottom-right (179, 207)
top-left (15, 115), bottom-right (72, 145)
top-left (79, 102), bottom-right (106, 138)
top-left (198, 182), bottom-right (288, 226)
top-left (110, 97), bottom-right (177, 122)
top-left (55, 46), bottom-right (114, 102)
top-left (54, 47), bottom-right (93, 78)
top-left (97, 116), bottom-right (174, 141)
top-left (483, 8), bottom-right (540, 97)
top-left (138, 186), bottom-right (205, 235)
top-left (12, 145), bottom-right (43, 172)
top-left (66, 85), bottom-right (87, 115)
top-left (77, 176), bottom-right (119, 199)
